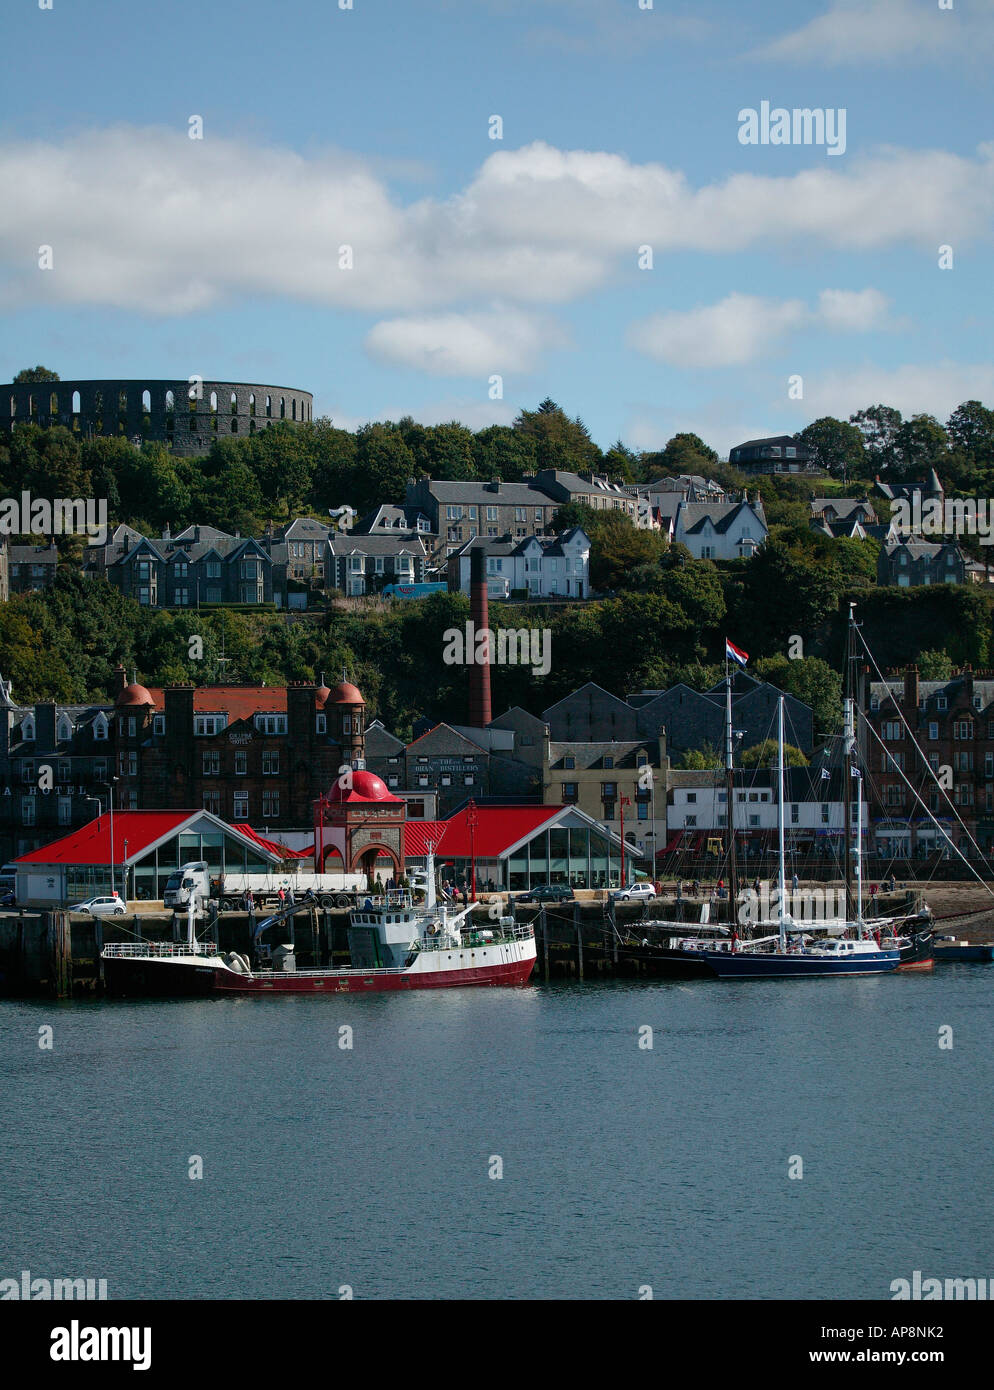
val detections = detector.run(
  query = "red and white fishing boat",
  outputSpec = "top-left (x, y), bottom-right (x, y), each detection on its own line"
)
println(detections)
top-left (102, 852), bottom-right (536, 996)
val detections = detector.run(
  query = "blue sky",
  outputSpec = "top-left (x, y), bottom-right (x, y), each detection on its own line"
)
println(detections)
top-left (1, 0), bottom-right (992, 454)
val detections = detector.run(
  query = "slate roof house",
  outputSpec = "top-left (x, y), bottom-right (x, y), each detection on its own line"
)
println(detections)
top-left (878, 537), bottom-right (966, 587)
top-left (447, 528), bottom-right (591, 598)
top-left (7, 543), bottom-right (58, 593)
top-left (404, 477), bottom-right (558, 554)
top-left (86, 525), bottom-right (289, 607)
top-left (672, 497), bottom-right (768, 560)
top-left (728, 435), bottom-right (817, 475)
top-left (326, 534), bottom-right (428, 596)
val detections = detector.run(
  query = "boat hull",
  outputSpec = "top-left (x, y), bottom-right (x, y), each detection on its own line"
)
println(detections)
top-left (103, 946), bottom-right (536, 997)
top-left (700, 949), bottom-right (901, 979)
top-left (933, 943), bottom-right (994, 963)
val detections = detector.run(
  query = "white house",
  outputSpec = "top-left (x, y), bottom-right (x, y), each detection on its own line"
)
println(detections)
top-left (448, 529), bottom-right (591, 599)
top-left (673, 497), bottom-right (768, 561)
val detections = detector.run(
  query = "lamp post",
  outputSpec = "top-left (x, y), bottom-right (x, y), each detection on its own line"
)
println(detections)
top-left (620, 796), bottom-right (631, 888)
top-left (123, 838), bottom-right (129, 903)
top-left (100, 777), bottom-right (120, 897)
top-left (466, 800), bottom-right (478, 899)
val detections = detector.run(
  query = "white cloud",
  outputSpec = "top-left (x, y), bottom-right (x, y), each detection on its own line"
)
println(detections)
top-left (783, 361), bottom-right (994, 425)
top-left (1, 128), bottom-right (991, 317)
top-left (364, 307), bottom-right (568, 376)
top-left (815, 288), bottom-right (890, 331)
top-left (628, 293), bottom-right (807, 367)
top-left (629, 288), bottom-right (892, 367)
top-left (753, 0), bottom-right (987, 65)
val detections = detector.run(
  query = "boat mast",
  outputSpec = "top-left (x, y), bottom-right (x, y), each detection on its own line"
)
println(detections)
top-left (843, 603), bottom-right (855, 921)
top-left (777, 694), bottom-right (787, 952)
top-left (725, 653), bottom-right (738, 926)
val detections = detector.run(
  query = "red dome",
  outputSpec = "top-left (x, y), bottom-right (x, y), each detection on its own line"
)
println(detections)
top-left (327, 770), bottom-right (401, 803)
top-left (325, 681), bottom-right (365, 705)
top-left (315, 683), bottom-right (332, 708)
top-left (116, 683), bottom-right (155, 707)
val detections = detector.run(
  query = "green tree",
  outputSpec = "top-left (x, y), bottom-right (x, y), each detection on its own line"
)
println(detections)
top-left (676, 742), bottom-right (722, 769)
top-left (850, 405), bottom-right (902, 473)
top-left (753, 654), bottom-right (843, 736)
top-left (13, 366), bottom-right (60, 383)
top-left (946, 400), bottom-right (994, 470)
top-left (740, 740), bottom-right (808, 768)
top-left (351, 424), bottom-right (416, 516)
top-left (472, 425), bottom-right (536, 483)
top-left (798, 417), bottom-right (867, 483)
top-left (917, 649), bottom-right (953, 680)
top-left (513, 398), bottom-right (602, 473)
top-left (894, 414), bottom-right (948, 479)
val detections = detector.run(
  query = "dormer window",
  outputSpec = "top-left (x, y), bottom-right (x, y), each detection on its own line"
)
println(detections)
top-left (93, 714), bottom-right (108, 741)
top-left (57, 716), bottom-right (72, 742)
top-left (253, 714), bottom-right (287, 735)
top-left (195, 714), bottom-right (229, 736)
top-left (22, 715), bottom-right (35, 741)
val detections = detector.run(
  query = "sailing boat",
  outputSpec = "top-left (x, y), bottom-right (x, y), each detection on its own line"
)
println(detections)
top-left (699, 687), bottom-right (902, 978)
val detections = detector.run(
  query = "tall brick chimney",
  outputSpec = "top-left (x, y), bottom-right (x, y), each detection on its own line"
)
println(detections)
top-left (903, 664), bottom-right (919, 711)
top-left (469, 547), bottom-right (492, 728)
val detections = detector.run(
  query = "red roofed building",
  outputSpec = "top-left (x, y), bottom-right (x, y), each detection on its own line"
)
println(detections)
top-left (12, 809), bottom-right (283, 906)
top-left (403, 802), bottom-right (644, 893)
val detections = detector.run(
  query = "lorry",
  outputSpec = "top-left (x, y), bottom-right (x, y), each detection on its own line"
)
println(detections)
top-left (163, 861), bottom-right (369, 912)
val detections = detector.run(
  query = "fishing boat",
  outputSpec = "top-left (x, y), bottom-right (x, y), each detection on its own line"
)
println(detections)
top-left (102, 851), bottom-right (536, 996)
top-left (932, 937), bottom-right (994, 963)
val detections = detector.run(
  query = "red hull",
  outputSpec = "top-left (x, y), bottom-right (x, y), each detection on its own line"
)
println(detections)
top-left (213, 956), bottom-right (536, 992)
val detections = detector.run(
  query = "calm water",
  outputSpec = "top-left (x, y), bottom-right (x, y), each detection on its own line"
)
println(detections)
top-left (1, 970), bottom-right (992, 1300)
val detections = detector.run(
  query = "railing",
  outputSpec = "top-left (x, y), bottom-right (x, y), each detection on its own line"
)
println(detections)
top-left (102, 941), bottom-right (218, 958)
top-left (415, 922), bottom-right (534, 951)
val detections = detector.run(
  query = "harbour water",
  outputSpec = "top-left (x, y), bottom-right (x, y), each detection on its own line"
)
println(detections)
top-left (1, 969), bottom-right (992, 1301)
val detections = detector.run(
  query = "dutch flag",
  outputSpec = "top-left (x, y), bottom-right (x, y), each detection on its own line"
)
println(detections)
top-left (725, 638), bottom-right (749, 667)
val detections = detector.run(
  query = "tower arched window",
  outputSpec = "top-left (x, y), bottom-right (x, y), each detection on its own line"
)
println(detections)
top-left (280, 396), bottom-right (286, 419)
top-left (209, 391), bottom-right (218, 413)
top-left (249, 393), bottom-right (256, 417)
top-left (49, 391), bottom-right (59, 417)
top-left (265, 395), bottom-right (272, 418)
top-left (72, 390), bottom-right (81, 414)
top-left (231, 391), bottom-right (237, 415)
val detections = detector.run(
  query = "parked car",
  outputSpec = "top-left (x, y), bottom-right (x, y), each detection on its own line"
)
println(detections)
top-left (610, 882), bottom-right (657, 902)
top-left (71, 894), bottom-right (127, 916)
top-left (518, 883), bottom-right (575, 903)
top-left (0, 889), bottom-right (15, 908)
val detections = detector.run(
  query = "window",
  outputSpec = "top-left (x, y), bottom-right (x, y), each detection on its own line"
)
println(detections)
top-left (603, 756), bottom-right (614, 769)
top-left (418, 775), bottom-right (429, 787)
top-left (202, 791), bottom-right (221, 815)
top-left (387, 775), bottom-right (399, 788)
top-left (562, 783), bottom-right (578, 802)
top-left (206, 560), bottom-right (221, 579)
top-left (58, 797), bottom-right (72, 826)
top-left (262, 791), bottom-right (279, 818)
top-left (791, 804), bottom-right (799, 824)
top-left (57, 717), bottom-right (72, 742)
top-left (749, 814), bottom-right (760, 827)
top-left (486, 506), bottom-right (498, 521)
top-left (174, 588), bottom-right (189, 606)
top-left (954, 719), bottom-right (973, 741)
top-left (700, 546), bottom-right (715, 560)
top-left (441, 774), bottom-right (451, 786)
top-left (194, 715), bottom-right (227, 736)
top-left (937, 697), bottom-right (947, 711)
top-left (202, 751), bottom-right (220, 776)
top-left (464, 775), bottom-right (474, 786)
top-left (316, 714), bottom-right (326, 734)
top-left (57, 760), bottom-right (70, 782)
top-left (254, 714), bottom-right (287, 735)
top-left (928, 721), bottom-right (939, 740)
top-left (883, 721), bottom-right (902, 741)
top-left (93, 716), bottom-right (108, 741)
top-left (564, 756), bottom-right (575, 769)
top-left (953, 751), bottom-right (974, 772)
top-left (153, 715), bottom-right (165, 735)
top-left (685, 815), bottom-right (697, 827)
top-left (234, 751), bottom-right (248, 776)
top-left (821, 804), bottom-right (830, 823)
top-left (21, 761), bottom-right (35, 784)
top-left (262, 750), bottom-right (279, 776)
top-left (22, 796), bottom-right (35, 827)
top-left (22, 716), bottom-right (35, 741)
top-left (233, 792), bottom-right (249, 820)
top-left (93, 759), bottom-right (107, 782)
top-left (601, 782), bottom-right (617, 799)
top-left (636, 802), bottom-right (648, 820)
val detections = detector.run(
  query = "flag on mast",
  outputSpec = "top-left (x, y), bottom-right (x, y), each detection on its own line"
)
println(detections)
top-left (725, 639), bottom-right (749, 667)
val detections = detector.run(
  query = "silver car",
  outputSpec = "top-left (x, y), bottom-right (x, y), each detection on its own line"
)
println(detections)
top-left (72, 895), bottom-right (127, 916)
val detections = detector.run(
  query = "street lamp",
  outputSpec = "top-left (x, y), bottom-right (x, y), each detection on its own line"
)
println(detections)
top-left (466, 800), bottom-right (478, 899)
top-left (99, 777), bottom-right (120, 897)
top-left (620, 796), bottom-right (631, 888)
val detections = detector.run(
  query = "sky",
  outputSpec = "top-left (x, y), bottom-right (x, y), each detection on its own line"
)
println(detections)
top-left (1, 0), bottom-right (992, 456)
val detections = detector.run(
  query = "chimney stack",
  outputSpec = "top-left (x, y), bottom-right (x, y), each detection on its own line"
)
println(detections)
top-left (903, 664), bottom-right (919, 711)
top-left (469, 547), bottom-right (492, 728)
